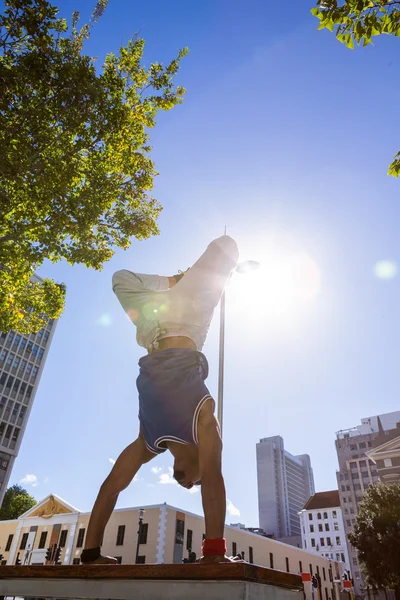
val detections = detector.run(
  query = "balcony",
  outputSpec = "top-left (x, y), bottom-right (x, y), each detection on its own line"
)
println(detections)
top-left (0, 562), bottom-right (303, 600)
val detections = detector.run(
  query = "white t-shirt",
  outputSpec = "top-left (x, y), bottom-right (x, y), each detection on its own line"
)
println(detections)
top-left (112, 235), bottom-right (239, 351)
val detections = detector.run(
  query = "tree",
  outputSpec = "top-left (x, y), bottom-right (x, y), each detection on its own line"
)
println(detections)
top-left (311, 0), bottom-right (400, 176)
top-left (0, 0), bottom-right (188, 334)
top-left (0, 484), bottom-right (37, 520)
top-left (348, 482), bottom-right (400, 600)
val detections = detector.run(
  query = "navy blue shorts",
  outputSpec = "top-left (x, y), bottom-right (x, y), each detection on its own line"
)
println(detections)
top-left (137, 348), bottom-right (213, 454)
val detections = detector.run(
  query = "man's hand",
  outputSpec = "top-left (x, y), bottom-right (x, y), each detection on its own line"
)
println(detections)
top-left (199, 555), bottom-right (245, 564)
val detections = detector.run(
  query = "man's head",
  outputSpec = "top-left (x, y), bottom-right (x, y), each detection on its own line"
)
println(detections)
top-left (168, 442), bottom-right (200, 489)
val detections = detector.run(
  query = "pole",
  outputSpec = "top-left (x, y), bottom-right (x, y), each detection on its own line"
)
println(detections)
top-left (135, 509), bottom-right (143, 564)
top-left (217, 289), bottom-right (225, 436)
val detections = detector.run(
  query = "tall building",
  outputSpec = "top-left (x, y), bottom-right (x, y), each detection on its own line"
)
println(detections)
top-left (0, 492), bottom-right (345, 600)
top-left (256, 436), bottom-right (315, 538)
top-left (0, 281), bottom-right (57, 504)
top-left (298, 490), bottom-right (350, 572)
top-left (336, 410), bottom-right (400, 598)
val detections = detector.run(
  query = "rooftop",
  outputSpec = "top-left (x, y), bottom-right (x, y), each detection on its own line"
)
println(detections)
top-left (303, 491), bottom-right (340, 511)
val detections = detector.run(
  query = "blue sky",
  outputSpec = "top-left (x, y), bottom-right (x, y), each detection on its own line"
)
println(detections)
top-left (13, 0), bottom-right (400, 527)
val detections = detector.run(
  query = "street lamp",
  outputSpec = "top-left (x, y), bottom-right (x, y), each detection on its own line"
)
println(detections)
top-left (217, 260), bottom-right (260, 435)
top-left (135, 508), bottom-right (144, 564)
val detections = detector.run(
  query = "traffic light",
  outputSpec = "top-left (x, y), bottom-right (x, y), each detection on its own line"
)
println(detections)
top-left (312, 575), bottom-right (318, 589)
top-left (54, 545), bottom-right (62, 564)
top-left (45, 546), bottom-right (53, 562)
top-left (0, 554), bottom-right (4, 562)
top-left (15, 553), bottom-right (21, 566)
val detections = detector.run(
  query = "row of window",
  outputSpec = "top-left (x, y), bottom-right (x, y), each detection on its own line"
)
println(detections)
top-left (1, 335), bottom-right (45, 361)
top-left (309, 537), bottom-right (341, 548)
top-left (115, 523), bottom-right (148, 546)
top-left (321, 552), bottom-right (346, 563)
top-left (2, 329), bottom-right (50, 349)
top-left (309, 522), bottom-right (339, 533)
top-left (0, 374), bottom-right (33, 404)
top-left (0, 351), bottom-right (40, 380)
top-left (0, 397), bottom-right (27, 428)
top-left (308, 511), bottom-right (337, 521)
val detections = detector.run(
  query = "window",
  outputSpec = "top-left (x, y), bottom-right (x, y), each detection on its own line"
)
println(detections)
top-left (13, 357), bottom-right (20, 369)
top-left (359, 442), bottom-right (366, 449)
top-left (5, 534), bottom-right (13, 551)
top-left (269, 552), bottom-right (274, 568)
top-left (320, 538), bottom-right (325, 547)
top-left (20, 533), bottom-right (29, 550)
top-left (327, 537), bottom-right (331, 546)
top-left (26, 363), bottom-right (32, 376)
top-left (175, 519), bottom-right (184, 545)
top-left (354, 483), bottom-right (362, 490)
top-left (73, 558), bottom-right (80, 565)
top-left (20, 338), bottom-right (26, 350)
top-left (137, 555), bottom-right (146, 564)
top-left (38, 348), bottom-right (44, 360)
top-left (347, 519), bottom-right (351, 527)
top-left (286, 557), bottom-right (290, 572)
top-left (341, 553), bottom-right (345, 563)
top-left (323, 512), bottom-right (328, 519)
top-left (318, 524), bottom-right (323, 532)
top-left (352, 557), bottom-right (358, 565)
top-left (38, 531), bottom-right (48, 549)
top-left (232, 542), bottom-right (237, 556)
top-left (116, 525), bottom-right (125, 546)
top-left (325, 588), bottom-right (329, 600)
top-left (310, 564), bottom-right (313, 576)
top-left (350, 444), bottom-right (357, 451)
top-left (26, 341), bottom-right (33, 353)
top-left (325, 524), bottom-right (329, 531)
top-left (13, 335), bottom-right (21, 347)
top-left (308, 513), bottom-right (313, 521)
top-left (336, 553), bottom-right (340, 561)
top-left (323, 567), bottom-right (326, 581)
top-left (346, 485), bottom-right (351, 491)
top-left (384, 458), bottom-right (393, 468)
top-left (76, 528), bottom-right (85, 548)
top-left (311, 538), bottom-right (316, 547)
top-left (299, 560), bottom-right (303, 573)
top-left (336, 537), bottom-right (341, 545)
top-left (316, 566), bottom-right (320, 576)
top-left (139, 523), bottom-right (148, 545)
top-left (249, 546), bottom-right (254, 564)
top-left (317, 513), bottom-right (321, 519)
top-left (59, 529), bottom-right (68, 547)
top-left (359, 460), bottom-right (366, 468)
top-left (32, 345), bottom-right (38, 357)
top-left (32, 366), bottom-right (38, 379)
top-left (310, 524), bottom-right (314, 532)
top-left (186, 529), bottom-right (193, 551)
top-left (334, 523), bottom-right (339, 531)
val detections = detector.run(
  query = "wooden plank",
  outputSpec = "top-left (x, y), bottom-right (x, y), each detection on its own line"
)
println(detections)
top-left (0, 563), bottom-right (302, 589)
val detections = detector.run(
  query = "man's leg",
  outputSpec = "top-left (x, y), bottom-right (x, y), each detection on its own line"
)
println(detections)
top-left (197, 400), bottom-right (230, 562)
top-left (82, 433), bottom-right (155, 564)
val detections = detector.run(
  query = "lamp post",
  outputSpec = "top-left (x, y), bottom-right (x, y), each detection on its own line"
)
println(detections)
top-left (217, 260), bottom-right (260, 436)
top-left (135, 508), bottom-right (144, 564)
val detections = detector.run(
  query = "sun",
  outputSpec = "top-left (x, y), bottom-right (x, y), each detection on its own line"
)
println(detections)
top-left (227, 252), bottom-right (321, 321)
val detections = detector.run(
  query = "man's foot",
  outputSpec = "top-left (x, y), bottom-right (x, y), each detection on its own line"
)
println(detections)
top-left (83, 555), bottom-right (118, 565)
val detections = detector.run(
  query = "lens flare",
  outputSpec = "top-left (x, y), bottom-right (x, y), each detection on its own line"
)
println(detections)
top-left (97, 313), bottom-right (113, 327)
top-left (373, 260), bottom-right (397, 281)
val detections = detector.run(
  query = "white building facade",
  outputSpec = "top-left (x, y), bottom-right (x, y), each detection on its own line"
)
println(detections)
top-left (299, 491), bottom-right (350, 572)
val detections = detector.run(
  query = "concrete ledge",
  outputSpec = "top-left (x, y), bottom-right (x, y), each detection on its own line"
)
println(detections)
top-left (0, 564), bottom-right (303, 600)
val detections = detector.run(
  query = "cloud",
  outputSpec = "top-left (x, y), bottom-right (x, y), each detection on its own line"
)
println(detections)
top-left (109, 458), bottom-right (116, 465)
top-left (187, 486), bottom-right (199, 494)
top-left (20, 474), bottom-right (38, 488)
top-left (151, 466), bottom-right (163, 474)
top-left (227, 499), bottom-right (240, 517)
top-left (158, 466), bottom-right (177, 485)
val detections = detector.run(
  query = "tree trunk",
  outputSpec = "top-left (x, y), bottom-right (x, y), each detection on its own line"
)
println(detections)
top-left (393, 586), bottom-right (400, 600)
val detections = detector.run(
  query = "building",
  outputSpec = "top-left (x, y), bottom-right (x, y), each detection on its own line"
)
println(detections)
top-left (256, 436), bottom-right (315, 538)
top-left (366, 422), bottom-right (400, 483)
top-left (0, 493), bottom-right (346, 600)
top-left (335, 410), bottom-right (400, 598)
top-left (298, 491), bottom-right (350, 572)
top-left (0, 280), bottom-right (57, 504)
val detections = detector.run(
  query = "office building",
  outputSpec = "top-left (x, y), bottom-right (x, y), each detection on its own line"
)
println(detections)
top-left (336, 410), bottom-right (400, 598)
top-left (0, 278), bottom-right (57, 503)
top-left (257, 436), bottom-right (315, 538)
